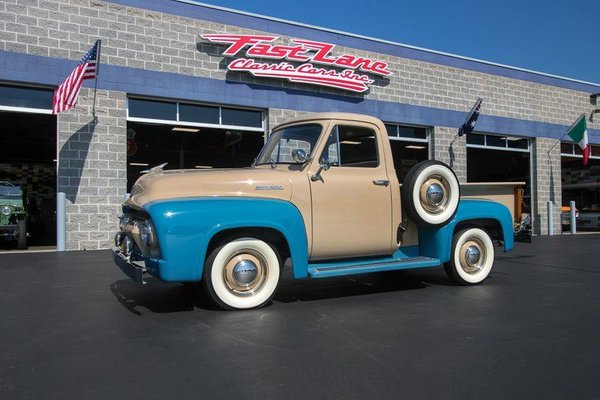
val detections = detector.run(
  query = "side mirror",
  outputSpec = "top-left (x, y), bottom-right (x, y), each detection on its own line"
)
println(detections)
top-left (292, 149), bottom-right (309, 164)
top-left (311, 158), bottom-right (331, 182)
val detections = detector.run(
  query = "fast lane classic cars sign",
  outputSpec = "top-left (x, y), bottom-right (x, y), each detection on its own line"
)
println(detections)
top-left (202, 34), bottom-right (392, 93)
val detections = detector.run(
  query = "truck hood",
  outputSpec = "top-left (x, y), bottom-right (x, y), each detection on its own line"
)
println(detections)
top-left (126, 167), bottom-right (293, 208)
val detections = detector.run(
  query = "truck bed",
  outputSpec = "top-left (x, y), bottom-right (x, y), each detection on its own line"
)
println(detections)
top-left (398, 181), bottom-right (524, 247)
top-left (460, 182), bottom-right (525, 223)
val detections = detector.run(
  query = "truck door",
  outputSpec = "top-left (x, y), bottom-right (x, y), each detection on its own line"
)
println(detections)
top-left (309, 123), bottom-right (393, 260)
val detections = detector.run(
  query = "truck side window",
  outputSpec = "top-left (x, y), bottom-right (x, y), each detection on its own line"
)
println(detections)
top-left (323, 125), bottom-right (379, 168)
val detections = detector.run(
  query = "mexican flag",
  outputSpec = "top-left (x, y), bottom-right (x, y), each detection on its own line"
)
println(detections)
top-left (567, 114), bottom-right (590, 165)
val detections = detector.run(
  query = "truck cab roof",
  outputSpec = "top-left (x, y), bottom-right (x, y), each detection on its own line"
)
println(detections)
top-left (273, 112), bottom-right (385, 130)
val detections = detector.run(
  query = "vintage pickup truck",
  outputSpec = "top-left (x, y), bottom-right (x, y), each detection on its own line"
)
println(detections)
top-left (113, 113), bottom-right (518, 310)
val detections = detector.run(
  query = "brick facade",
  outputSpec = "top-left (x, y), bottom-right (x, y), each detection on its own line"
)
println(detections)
top-left (1, 0), bottom-right (599, 249)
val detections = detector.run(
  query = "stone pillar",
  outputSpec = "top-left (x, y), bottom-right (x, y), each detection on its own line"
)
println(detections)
top-left (57, 88), bottom-right (127, 250)
top-left (431, 126), bottom-right (467, 182)
top-left (532, 138), bottom-right (562, 235)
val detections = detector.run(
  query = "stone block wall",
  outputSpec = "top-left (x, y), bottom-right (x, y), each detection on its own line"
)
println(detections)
top-left (267, 109), bottom-right (310, 132)
top-left (57, 88), bottom-right (127, 250)
top-left (532, 138), bottom-right (562, 235)
top-left (431, 126), bottom-right (467, 182)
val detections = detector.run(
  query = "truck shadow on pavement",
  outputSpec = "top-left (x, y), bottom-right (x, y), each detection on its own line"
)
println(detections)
top-left (274, 270), bottom-right (433, 303)
top-left (110, 280), bottom-right (210, 315)
top-left (109, 268), bottom-right (454, 314)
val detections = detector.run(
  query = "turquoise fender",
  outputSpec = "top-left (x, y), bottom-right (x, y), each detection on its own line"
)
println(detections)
top-left (143, 197), bottom-right (309, 282)
top-left (418, 199), bottom-right (514, 263)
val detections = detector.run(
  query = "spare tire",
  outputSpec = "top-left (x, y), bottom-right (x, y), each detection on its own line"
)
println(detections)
top-left (402, 160), bottom-right (460, 226)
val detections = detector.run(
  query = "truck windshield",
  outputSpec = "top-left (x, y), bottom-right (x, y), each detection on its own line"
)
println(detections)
top-left (0, 182), bottom-right (22, 197)
top-left (254, 124), bottom-right (323, 166)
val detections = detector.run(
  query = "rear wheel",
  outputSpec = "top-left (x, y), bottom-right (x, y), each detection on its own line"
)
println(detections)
top-left (17, 220), bottom-right (27, 250)
top-left (444, 228), bottom-right (495, 285)
top-left (203, 237), bottom-right (281, 310)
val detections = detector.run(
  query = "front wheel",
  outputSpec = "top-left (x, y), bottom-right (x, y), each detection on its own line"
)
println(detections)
top-left (203, 237), bottom-right (281, 310)
top-left (444, 228), bottom-right (495, 285)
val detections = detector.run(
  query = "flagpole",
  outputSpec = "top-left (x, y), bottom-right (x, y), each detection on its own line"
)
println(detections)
top-left (92, 39), bottom-right (101, 118)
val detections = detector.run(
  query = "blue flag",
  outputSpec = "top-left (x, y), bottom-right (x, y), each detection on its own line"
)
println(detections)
top-left (458, 97), bottom-right (482, 136)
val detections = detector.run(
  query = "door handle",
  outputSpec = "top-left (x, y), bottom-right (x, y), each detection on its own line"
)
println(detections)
top-left (373, 179), bottom-right (390, 187)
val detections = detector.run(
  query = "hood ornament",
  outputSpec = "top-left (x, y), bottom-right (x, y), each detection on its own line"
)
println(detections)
top-left (141, 162), bottom-right (168, 175)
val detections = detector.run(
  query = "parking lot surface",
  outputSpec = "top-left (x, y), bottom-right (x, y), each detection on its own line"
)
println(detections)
top-left (1, 235), bottom-right (599, 400)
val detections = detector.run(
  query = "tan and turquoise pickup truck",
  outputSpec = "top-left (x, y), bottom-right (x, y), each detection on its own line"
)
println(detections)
top-left (113, 113), bottom-right (520, 310)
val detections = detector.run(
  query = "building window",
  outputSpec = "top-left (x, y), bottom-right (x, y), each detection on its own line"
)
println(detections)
top-left (466, 132), bottom-right (529, 152)
top-left (127, 97), bottom-right (265, 131)
top-left (178, 103), bottom-right (219, 124)
top-left (466, 133), bottom-right (531, 184)
top-left (466, 132), bottom-right (531, 218)
top-left (0, 84), bottom-right (54, 112)
top-left (126, 97), bottom-right (266, 192)
top-left (384, 123), bottom-right (429, 181)
top-left (221, 107), bottom-right (263, 128)
top-left (128, 98), bottom-right (177, 120)
top-left (385, 124), bottom-right (428, 141)
top-left (560, 142), bottom-right (600, 159)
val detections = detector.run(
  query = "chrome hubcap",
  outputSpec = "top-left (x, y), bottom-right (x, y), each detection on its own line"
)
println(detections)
top-left (459, 239), bottom-right (485, 274)
top-left (426, 183), bottom-right (444, 205)
top-left (232, 260), bottom-right (258, 286)
top-left (420, 176), bottom-right (450, 214)
top-left (465, 245), bottom-right (481, 264)
top-left (223, 251), bottom-right (267, 296)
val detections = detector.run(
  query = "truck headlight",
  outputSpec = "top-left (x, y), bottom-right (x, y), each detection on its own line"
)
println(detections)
top-left (138, 220), bottom-right (155, 248)
top-left (1, 206), bottom-right (11, 216)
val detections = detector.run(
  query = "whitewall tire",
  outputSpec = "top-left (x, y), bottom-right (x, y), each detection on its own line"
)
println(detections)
top-left (444, 228), bottom-right (495, 285)
top-left (204, 237), bottom-right (281, 310)
top-left (402, 160), bottom-right (460, 226)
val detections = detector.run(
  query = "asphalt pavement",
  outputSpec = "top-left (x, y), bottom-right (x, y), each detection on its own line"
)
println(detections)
top-left (1, 234), bottom-right (599, 400)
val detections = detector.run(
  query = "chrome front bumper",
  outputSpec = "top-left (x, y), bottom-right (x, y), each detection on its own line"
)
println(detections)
top-left (112, 248), bottom-right (147, 284)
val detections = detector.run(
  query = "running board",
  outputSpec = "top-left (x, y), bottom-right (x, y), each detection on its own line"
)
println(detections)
top-left (308, 256), bottom-right (440, 279)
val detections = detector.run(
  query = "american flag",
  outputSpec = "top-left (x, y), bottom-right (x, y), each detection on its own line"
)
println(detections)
top-left (458, 97), bottom-right (482, 136)
top-left (52, 40), bottom-right (100, 114)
